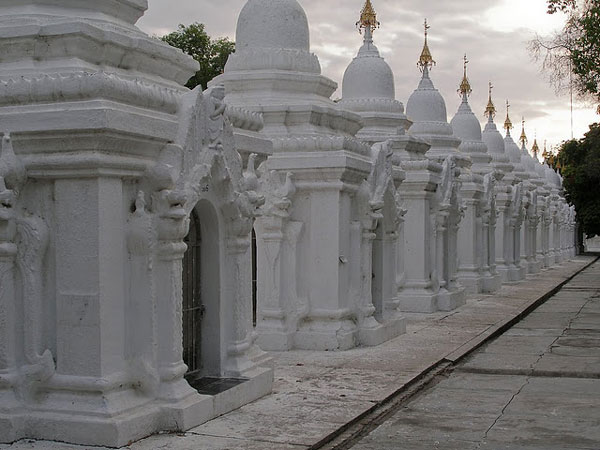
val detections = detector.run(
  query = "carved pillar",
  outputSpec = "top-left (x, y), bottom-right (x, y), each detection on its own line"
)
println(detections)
top-left (513, 218), bottom-right (524, 280)
top-left (254, 206), bottom-right (303, 351)
top-left (553, 213), bottom-right (561, 263)
top-left (494, 189), bottom-right (513, 282)
top-left (398, 189), bottom-right (439, 312)
top-left (488, 206), bottom-right (498, 276)
top-left (396, 159), bottom-right (441, 313)
top-left (224, 229), bottom-right (255, 375)
top-left (536, 201), bottom-right (546, 268)
top-left (395, 207), bottom-right (406, 295)
top-left (548, 206), bottom-right (556, 265)
top-left (436, 209), bottom-right (448, 294)
top-left (126, 193), bottom-right (158, 391)
top-left (0, 185), bottom-right (18, 438)
top-left (457, 195), bottom-right (481, 294)
top-left (154, 208), bottom-right (194, 401)
top-left (383, 228), bottom-right (401, 314)
top-left (254, 215), bottom-right (286, 348)
top-left (54, 178), bottom-right (126, 378)
top-left (0, 215), bottom-right (17, 376)
top-left (359, 225), bottom-right (379, 325)
top-left (481, 212), bottom-right (490, 278)
top-left (447, 209), bottom-right (462, 292)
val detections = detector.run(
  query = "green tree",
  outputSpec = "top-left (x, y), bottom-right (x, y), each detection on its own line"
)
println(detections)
top-left (550, 123), bottom-right (600, 237)
top-left (161, 23), bottom-right (235, 90)
top-left (531, 1), bottom-right (600, 112)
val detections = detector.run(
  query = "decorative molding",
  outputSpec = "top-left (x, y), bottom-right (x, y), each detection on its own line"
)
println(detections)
top-left (0, 72), bottom-right (181, 114)
top-left (225, 48), bottom-right (321, 74)
top-left (226, 105), bottom-right (264, 132)
top-left (339, 97), bottom-right (405, 114)
top-left (271, 135), bottom-right (370, 155)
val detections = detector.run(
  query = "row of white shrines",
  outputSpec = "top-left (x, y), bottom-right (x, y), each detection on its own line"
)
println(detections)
top-left (0, 0), bottom-right (578, 447)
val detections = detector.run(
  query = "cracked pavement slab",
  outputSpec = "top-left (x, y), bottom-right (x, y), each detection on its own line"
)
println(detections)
top-left (350, 259), bottom-right (600, 450)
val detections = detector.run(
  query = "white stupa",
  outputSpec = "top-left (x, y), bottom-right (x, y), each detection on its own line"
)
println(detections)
top-left (482, 84), bottom-right (514, 179)
top-left (450, 55), bottom-right (493, 175)
top-left (503, 102), bottom-right (530, 182)
top-left (405, 20), bottom-right (465, 165)
top-left (339, 0), bottom-right (410, 142)
top-left (449, 55), bottom-right (493, 294)
top-left (218, 0), bottom-right (364, 140)
top-left (534, 141), bottom-right (550, 183)
top-left (518, 121), bottom-right (545, 189)
top-left (214, 0), bottom-right (407, 352)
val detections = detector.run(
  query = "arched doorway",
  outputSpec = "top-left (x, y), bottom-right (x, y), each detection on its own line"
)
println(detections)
top-left (182, 210), bottom-right (204, 376)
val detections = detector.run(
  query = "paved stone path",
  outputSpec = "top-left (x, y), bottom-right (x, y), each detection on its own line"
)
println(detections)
top-left (350, 259), bottom-right (600, 450)
top-left (2, 257), bottom-right (595, 450)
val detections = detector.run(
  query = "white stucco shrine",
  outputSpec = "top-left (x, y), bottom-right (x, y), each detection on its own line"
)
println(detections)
top-left (0, 0), bottom-right (579, 447)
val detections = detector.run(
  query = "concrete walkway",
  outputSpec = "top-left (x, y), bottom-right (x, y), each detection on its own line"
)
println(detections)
top-left (1, 256), bottom-right (596, 450)
top-left (349, 258), bottom-right (600, 449)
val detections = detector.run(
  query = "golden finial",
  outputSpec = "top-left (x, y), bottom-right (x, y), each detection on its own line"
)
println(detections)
top-left (485, 81), bottom-right (496, 119)
top-left (519, 117), bottom-right (528, 148)
top-left (418, 19), bottom-right (436, 72)
top-left (504, 100), bottom-right (513, 133)
top-left (357, 0), bottom-right (379, 34)
top-left (532, 137), bottom-right (540, 159)
top-left (458, 53), bottom-right (472, 98)
top-left (542, 140), bottom-right (552, 162)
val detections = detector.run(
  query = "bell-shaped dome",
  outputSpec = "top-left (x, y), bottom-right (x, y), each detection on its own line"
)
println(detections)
top-left (534, 159), bottom-right (546, 179)
top-left (405, 23), bottom-right (464, 163)
top-left (450, 60), bottom-right (492, 173)
top-left (339, 2), bottom-right (410, 140)
top-left (544, 164), bottom-right (556, 186)
top-left (342, 39), bottom-right (395, 100)
top-left (499, 103), bottom-right (529, 183)
top-left (451, 100), bottom-right (483, 142)
top-left (505, 133), bottom-right (529, 181)
top-left (235, 0), bottom-right (310, 51)
top-left (406, 70), bottom-right (448, 124)
top-left (481, 91), bottom-right (513, 177)
top-left (450, 59), bottom-right (482, 141)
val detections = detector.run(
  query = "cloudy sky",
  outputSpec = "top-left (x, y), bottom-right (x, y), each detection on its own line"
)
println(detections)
top-left (138, 0), bottom-right (598, 151)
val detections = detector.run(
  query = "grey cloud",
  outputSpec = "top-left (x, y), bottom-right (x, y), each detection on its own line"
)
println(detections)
top-left (138, 0), bottom-right (593, 145)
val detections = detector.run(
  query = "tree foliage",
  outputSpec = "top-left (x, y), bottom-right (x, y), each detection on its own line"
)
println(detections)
top-left (530, 1), bottom-right (600, 111)
top-left (161, 23), bottom-right (234, 90)
top-left (547, 123), bottom-right (600, 237)
top-left (547, 0), bottom-right (577, 13)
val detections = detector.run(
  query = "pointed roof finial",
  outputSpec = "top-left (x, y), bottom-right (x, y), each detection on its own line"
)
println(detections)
top-left (542, 140), bottom-right (552, 162)
top-left (532, 132), bottom-right (540, 159)
top-left (357, 0), bottom-right (380, 34)
top-left (485, 81), bottom-right (496, 119)
top-left (504, 100), bottom-right (513, 134)
top-left (458, 53), bottom-right (472, 99)
top-left (418, 19), bottom-right (436, 72)
top-left (519, 116), bottom-right (528, 148)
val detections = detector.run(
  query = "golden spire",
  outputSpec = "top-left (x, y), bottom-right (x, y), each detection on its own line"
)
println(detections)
top-left (458, 53), bottom-right (472, 98)
top-left (485, 81), bottom-right (496, 119)
top-left (519, 117), bottom-right (528, 148)
top-left (504, 100), bottom-right (513, 133)
top-left (542, 140), bottom-right (552, 162)
top-left (418, 19), bottom-right (436, 72)
top-left (532, 137), bottom-right (540, 159)
top-left (357, 0), bottom-right (379, 34)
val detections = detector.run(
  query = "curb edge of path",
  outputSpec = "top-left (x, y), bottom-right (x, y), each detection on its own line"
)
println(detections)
top-left (310, 256), bottom-right (599, 450)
